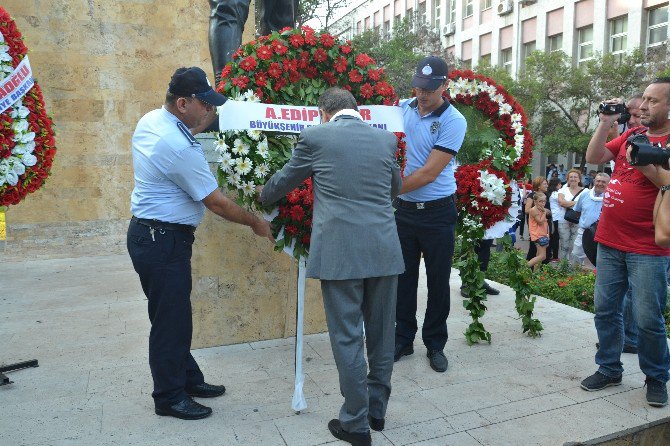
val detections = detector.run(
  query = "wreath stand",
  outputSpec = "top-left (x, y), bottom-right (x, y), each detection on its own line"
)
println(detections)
top-left (0, 359), bottom-right (38, 386)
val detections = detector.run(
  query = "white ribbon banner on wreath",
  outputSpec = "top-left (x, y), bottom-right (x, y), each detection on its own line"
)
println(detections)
top-left (218, 100), bottom-right (404, 133)
top-left (0, 56), bottom-right (34, 115)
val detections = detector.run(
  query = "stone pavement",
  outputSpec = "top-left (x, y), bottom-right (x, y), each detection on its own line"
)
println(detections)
top-left (1, 254), bottom-right (668, 446)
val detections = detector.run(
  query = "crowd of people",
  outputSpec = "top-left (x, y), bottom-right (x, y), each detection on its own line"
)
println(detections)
top-left (125, 57), bottom-right (670, 445)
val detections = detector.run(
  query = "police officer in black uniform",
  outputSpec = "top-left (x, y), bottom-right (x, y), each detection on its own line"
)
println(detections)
top-left (127, 67), bottom-right (273, 420)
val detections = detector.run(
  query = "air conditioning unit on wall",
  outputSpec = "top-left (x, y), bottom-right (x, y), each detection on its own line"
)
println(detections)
top-left (498, 0), bottom-right (514, 15)
top-left (443, 22), bottom-right (455, 36)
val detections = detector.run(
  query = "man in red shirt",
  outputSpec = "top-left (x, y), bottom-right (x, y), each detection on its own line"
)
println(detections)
top-left (581, 78), bottom-right (670, 407)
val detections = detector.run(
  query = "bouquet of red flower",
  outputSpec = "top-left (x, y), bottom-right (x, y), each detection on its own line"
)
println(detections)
top-left (0, 7), bottom-right (56, 207)
top-left (216, 26), bottom-right (405, 259)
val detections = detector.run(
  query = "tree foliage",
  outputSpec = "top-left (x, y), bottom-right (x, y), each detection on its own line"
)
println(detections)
top-left (350, 16), bottom-right (443, 97)
top-left (296, 0), bottom-right (350, 30)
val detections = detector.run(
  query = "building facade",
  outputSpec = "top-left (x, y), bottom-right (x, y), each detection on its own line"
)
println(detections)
top-left (333, 0), bottom-right (668, 77)
top-left (331, 0), bottom-right (669, 173)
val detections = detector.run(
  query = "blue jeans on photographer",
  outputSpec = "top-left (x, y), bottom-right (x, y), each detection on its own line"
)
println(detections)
top-left (594, 244), bottom-right (670, 382)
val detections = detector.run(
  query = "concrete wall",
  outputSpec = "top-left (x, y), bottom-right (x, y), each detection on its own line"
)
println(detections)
top-left (1, 1), bottom-right (327, 346)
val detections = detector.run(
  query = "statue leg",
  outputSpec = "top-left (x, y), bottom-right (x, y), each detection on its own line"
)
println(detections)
top-left (208, 0), bottom-right (251, 83)
top-left (259, 0), bottom-right (297, 36)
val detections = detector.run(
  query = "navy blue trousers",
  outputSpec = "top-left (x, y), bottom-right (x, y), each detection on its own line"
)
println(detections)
top-left (394, 202), bottom-right (457, 351)
top-left (127, 219), bottom-right (204, 407)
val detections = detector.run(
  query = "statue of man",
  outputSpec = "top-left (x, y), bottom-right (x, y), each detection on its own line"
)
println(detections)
top-left (208, 0), bottom-right (297, 82)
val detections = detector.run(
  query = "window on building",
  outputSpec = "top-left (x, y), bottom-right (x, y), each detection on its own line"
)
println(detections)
top-left (648, 6), bottom-right (668, 48)
top-left (479, 54), bottom-right (491, 66)
top-left (521, 41), bottom-right (536, 68)
top-left (364, 17), bottom-right (370, 30)
top-left (395, 14), bottom-right (401, 25)
top-left (449, 0), bottom-right (456, 23)
top-left (609, 16), bottom-right (628, 63)
top-left (356, 21), bottom-right (362, 35)
top-left (383, 20), bottom-right (390, 38)
top-left (418, 1), bottom-right (427, 24)
top-left (577, 26), bottom-right (594, 65)
top-left (464, 0), bottom-right (474, 18)
top-left (481, 0), bottom-right (493, 10)
top-left (547, 34), bottom-right (563, 52)
top-left (433, 0), bottom-right (441, 30)
top-left (500, 48), bottom-right (512, 73)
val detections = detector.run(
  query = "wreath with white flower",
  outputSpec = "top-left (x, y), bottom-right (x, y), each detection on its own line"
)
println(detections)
top-left (214, 26), bottom-right (405, 259)
top-left (0, 7), bottom-right (56, 207)
top-left (446, 70), bottom-right (542, 344)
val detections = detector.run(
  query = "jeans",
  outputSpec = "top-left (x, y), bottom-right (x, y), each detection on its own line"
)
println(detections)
top-left (594, 244), bottom-right (670, 382)
top-left (395, 201), bottom-right (457, 352)
top-left (622, 287), bottom-right (638, 348)
top-left (558, 219), bottom-right (579, 261)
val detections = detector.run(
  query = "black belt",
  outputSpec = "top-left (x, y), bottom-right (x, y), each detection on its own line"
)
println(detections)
top-left (131, 216), bottom-right (196, 233)
top-left (393, 196), bottom-right (454, 210)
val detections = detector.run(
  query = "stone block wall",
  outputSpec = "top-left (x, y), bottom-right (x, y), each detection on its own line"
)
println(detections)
top-left (1, 1), bottom-right (328, 345)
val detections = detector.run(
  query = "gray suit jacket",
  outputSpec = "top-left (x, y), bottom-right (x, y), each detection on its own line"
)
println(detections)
top-left (261, 115), bottom-right (405, 280)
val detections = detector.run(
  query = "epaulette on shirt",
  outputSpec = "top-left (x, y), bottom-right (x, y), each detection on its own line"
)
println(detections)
top-left (176, 121), bottom-right (198, 146)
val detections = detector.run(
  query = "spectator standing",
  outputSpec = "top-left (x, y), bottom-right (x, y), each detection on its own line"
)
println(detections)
top-left (571, 173), bottom-right (610, 265)
top-left (548, 178), bottom-right (563, 261)
top-left (525, 177), bottom-right (552, 263)
top-left (557, 169), bottom-right (585, 263)
top-left (580, 78), bottom-right (670, 407)
top-left (528, 192), bottom-right (549, 271)
top-left (557, 164), bottom-right (568, 182)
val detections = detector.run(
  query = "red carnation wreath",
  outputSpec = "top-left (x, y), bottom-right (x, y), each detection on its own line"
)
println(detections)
top-left (216, 26), bottom-right (405, 259)
top-left (0, 7), bottom-right (56, 207)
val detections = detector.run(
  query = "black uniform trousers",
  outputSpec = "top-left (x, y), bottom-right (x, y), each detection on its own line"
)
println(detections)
top-left (127, 219), bottom-right (205, 407)
top-left (394, 200), bottom-right (457, 352)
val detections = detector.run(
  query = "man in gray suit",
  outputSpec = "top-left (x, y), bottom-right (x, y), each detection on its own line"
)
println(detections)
top-left (259, 88), bottom-right (405, 446)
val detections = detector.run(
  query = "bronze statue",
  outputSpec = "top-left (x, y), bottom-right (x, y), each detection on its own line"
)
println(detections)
top-left (208, 0), bottom-right (297, 82)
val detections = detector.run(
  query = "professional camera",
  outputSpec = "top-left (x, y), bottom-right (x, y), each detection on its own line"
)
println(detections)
top-left (627, 133), bottom-right (670, 167)
top-left (598, 101), bottom-right (630, 124)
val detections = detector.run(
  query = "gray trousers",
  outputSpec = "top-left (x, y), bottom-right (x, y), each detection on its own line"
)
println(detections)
top-left (321, 275), bottom-right (397, 434)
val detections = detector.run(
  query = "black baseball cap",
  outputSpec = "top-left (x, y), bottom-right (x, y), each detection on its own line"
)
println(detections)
top-left (168, 67), bottom-right (227, 106)
top-left (411, 56), bottom-right (449, 91)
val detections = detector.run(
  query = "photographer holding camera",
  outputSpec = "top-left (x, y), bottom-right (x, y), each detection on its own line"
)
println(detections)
top-left (581, 77), bottom-right (670, 407)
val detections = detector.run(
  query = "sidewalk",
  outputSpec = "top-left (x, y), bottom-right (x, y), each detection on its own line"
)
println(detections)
top-left (1, 254), bottom-right (668, 445)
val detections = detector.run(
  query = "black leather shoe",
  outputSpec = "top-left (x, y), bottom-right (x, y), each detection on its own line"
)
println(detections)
top-left (327, 419), bottom-right (371, 446)
top-left (368, 415), bottom-right (385, 431)
top-left (394, 343), bottom-right (414, 362)
top-left (483, 281), bottom-right (500, 295)
top-left (155, 397), bottom-right (212, 420)
top-left (427, 350), bottom-right (448, 372)
top-left (185, 382), bottom-right (226, 398)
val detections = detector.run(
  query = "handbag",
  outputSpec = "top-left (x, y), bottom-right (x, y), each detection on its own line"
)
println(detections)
top-left (563, 188), bottom-right (585, 224)
top-left (537, 236), bottom-right (549, 246)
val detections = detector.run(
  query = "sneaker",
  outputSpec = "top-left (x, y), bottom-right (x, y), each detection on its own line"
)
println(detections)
top-left (580, 371), bottom-right (622, 391)
top-left (645, 377), bottom-right (668, 407)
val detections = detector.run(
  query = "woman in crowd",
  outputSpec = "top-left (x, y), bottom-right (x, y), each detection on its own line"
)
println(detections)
top-left (547, 178), bottom-right (563, 261)
top-left (557, 169), bottom-right (585, 262)
top-left (528, 192), bottom-right (549, 271)
top-left (524, 176), bottom-right (551, 263)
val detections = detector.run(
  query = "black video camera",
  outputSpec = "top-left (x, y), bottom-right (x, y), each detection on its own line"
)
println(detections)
top-left (627, 133), bottom-right (670, 167)
top-left (598, 101), bottom-right (630, 124)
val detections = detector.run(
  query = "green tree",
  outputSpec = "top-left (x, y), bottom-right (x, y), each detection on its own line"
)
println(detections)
top-left (297, 0), bottom-right (350, 30)
top-left (350, 16), bottom-right (443, 97)
top-left (512, 49), bottom-right (646, 165)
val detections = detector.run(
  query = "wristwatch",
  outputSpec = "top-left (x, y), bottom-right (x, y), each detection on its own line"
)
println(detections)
top-left (661, 185), bottom-right (670, 196)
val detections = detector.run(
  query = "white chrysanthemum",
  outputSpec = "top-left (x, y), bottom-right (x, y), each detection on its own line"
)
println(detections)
top-left (241, 181), bottom-right (256, 196)
top-left (11, 159), bottom-right (25, 176)
top-left (18, 132), bottom-right (35, 144)
top-left (511, 121), bottom-right (523, 132)
top-left (214, 138), bottom-right (229, 154)
top-left (235, 157), bottom-right (253, 175)
top-left (227, 172), bottom-right (241, 187)
top-left (218, 153), bottom-right (235, 172)
top-left (486, 85), bottom-right (497, 96)
top-left (493, 94), bottom-right (505, 104)
top-left (514, 134), bottom-right (525, 144)
top-left (499, 103), bottom-right (513, 115)
top-left (511, 113), bottom-right (522, 124)
top-left (257, 140), bottom-right (269, 159)
top-left (231, 138), bottom-right (244, 155)
top-left (242, 89), bottom-right (260, 102)
top-left (479, 170), bottom-right (507, 205)
top-left (246, 129), bottom-right (262, 141)
top-left (254, 162), bottom-right (270, 178)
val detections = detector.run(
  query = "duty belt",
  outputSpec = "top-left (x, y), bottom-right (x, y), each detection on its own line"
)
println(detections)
top-left (131, 216), bottom-right (196, 233)
top-left (393, 196), bottom-right (454, 210)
